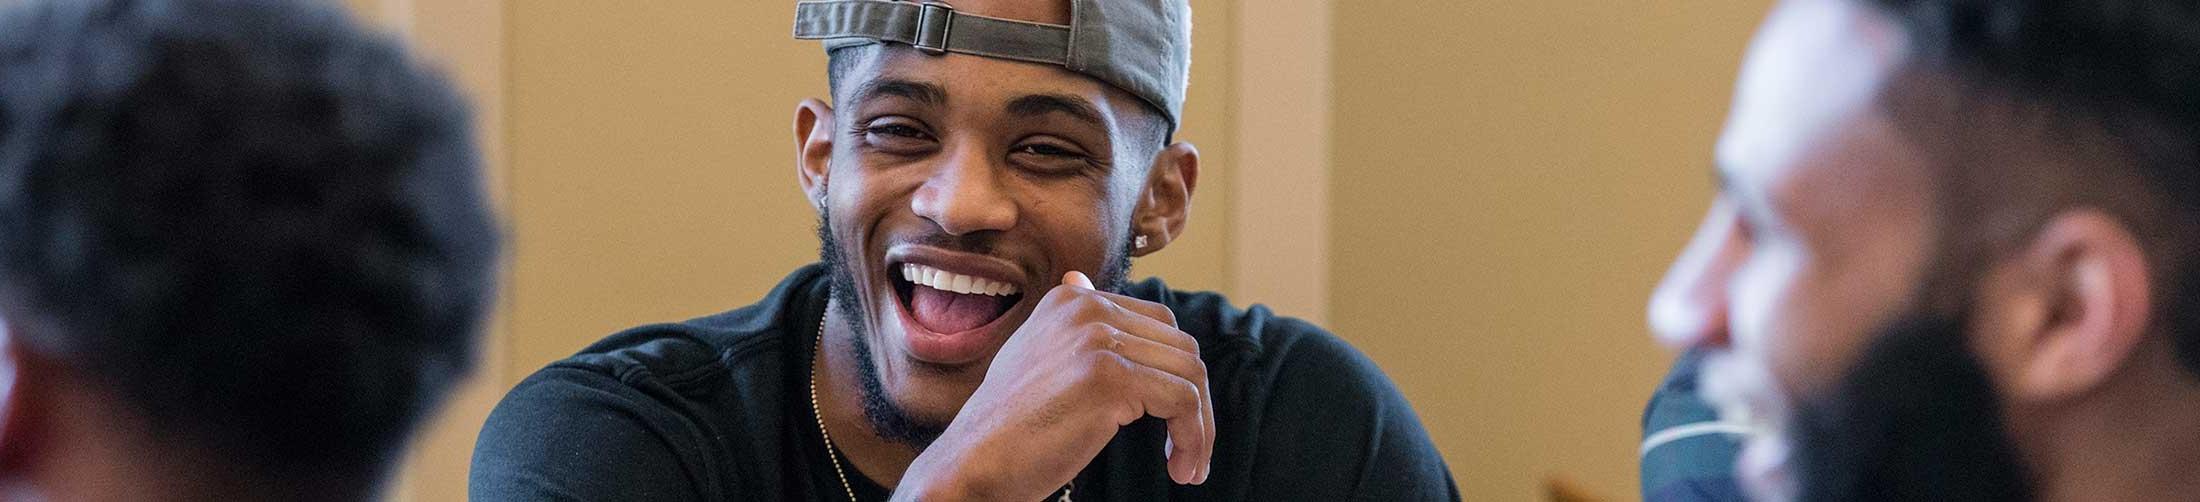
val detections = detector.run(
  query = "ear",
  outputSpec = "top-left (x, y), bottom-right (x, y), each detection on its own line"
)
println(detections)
top-left (795, 98), bottom-right (838, 213)
top-left (1971, 209), bottom-right (2152, 404)
top-left (1129, 142), bottom-right (1199, 257)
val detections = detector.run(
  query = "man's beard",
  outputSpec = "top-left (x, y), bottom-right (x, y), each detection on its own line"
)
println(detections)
top-left (1788, 312), bottom-right (2035, 502)
top-left (816, 206), bottom-right (1134, 449)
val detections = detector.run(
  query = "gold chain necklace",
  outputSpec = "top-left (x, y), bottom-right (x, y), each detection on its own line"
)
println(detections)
top-left (809, 316), bottom-right (1072, 502)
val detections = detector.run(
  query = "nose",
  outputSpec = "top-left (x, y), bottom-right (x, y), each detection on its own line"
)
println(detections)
top-left (1649, 199), bottom-right (1744, 350)
top-left (910, 141), bottom-right (1019, 235)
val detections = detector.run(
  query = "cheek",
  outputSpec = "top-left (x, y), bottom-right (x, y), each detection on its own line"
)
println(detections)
top-left (1732, 239), bottom-right (1921, 401)
top-left (1016, 175), bottom-right (1135, 254)
top-left (1022, 203), bottom-right (1118, 270)
top-left (1729, 242), bottom-right (1861, 399)
top-left (833, 161), bottom-right (937, 239)
top-left (834, 157), bottom-right (917, 209)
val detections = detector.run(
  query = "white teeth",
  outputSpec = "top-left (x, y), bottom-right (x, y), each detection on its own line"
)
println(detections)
top-left (900, 263), bottom-right (1020, 297)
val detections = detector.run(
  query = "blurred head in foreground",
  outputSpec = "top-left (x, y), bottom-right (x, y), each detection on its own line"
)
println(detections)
top-left (0, 0), bottom-right (499, 500)
top-left (1650, 0), bottom-right (2200, 500)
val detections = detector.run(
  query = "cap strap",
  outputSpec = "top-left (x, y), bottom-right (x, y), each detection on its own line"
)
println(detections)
top-left (793, 0), bottom-right (1072, 66)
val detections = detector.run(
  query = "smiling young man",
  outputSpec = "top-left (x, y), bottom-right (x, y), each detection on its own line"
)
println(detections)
top-left (1641, 0), bottom-right (2200, 500)
top-left (469, 1), bottom-right (1457, 500)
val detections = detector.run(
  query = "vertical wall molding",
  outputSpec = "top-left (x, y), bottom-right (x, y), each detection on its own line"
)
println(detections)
top-left (1231, 0), bottom-right (1332, 324)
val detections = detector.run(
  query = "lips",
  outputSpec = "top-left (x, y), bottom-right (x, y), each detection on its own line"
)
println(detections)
top-left (886, 259), bottom-right (1029, 363)
top-left (900, 263), bottom-right (1021, 334)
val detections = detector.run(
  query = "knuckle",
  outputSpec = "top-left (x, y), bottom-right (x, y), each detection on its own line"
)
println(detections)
top-left (1176, 332), bottom-right (1202, 355)
top-left (1113, 400), bottom-right (1145, 425)
top-left (1090, 297), bottom-right (1129, 320)
top-left (1069, 296), bottom-right (1112, 321)
top-left (1082, 350), bottom-right (1127, 381)
top-left (1042, 283), bottom-right (1091, 306)
top-left (1154, 305), bottom-right (1178, 327)
top-left (1164, 383), bottom-right (1199, 415)
top-left (1080, 323), bottom-right (1119, 350)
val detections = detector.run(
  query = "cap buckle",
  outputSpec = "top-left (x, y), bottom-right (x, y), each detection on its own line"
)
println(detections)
top-left (914, 2), bottom-right (954, 55)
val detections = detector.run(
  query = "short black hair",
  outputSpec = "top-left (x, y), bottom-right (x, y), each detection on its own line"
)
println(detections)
top-left (1864, 0), bottom-right (2200, 376)
top-left (0, 0), bottom-right (498, 496)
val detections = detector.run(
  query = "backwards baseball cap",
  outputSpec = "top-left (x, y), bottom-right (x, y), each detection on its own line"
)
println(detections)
top-left (792, 0), bottom-right (1192, 132)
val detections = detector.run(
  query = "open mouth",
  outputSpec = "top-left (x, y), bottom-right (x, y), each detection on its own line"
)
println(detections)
top-left (891, 263), bottom-right (1026, 336)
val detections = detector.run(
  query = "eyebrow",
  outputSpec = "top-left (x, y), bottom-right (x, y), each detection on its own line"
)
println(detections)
top-left (1005, 93), bottom-right (1109, 132)
top-left (850, 78), bottom-right (947, 108)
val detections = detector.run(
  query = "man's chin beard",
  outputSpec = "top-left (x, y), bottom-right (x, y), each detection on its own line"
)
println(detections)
top-left (1787, 313), bottom-right (2035, 502)
top-left (815, 208), bottom-right (1136, 450)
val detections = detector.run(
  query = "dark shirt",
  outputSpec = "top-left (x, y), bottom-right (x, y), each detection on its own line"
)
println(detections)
top-left (471, 264), bottom-right (1460, 501)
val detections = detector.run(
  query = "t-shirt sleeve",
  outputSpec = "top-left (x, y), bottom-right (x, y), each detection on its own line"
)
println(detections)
top-left (1244, 330), bottom-right (1462, 502)
top-left (469, 366), bottom-right (708, 501)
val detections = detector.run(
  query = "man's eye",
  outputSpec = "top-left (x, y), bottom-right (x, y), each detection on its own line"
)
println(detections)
top-left (1009, 143), bottom-right (1099, 176)
top-left (855, 121), bottom-right (938, 155)
top-left (1014, 144), bottom-right (1082, 158)
top-left (867, 124), bottom-right (930, 140)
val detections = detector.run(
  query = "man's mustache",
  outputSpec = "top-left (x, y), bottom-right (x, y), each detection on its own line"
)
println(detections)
top-left (903, 231), bottom-right (1000, 256)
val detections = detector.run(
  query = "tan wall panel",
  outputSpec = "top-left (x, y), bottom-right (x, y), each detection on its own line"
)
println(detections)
top-left (1231, 0), bottom-right (1328, 323)
top-left (1330, 1), bottom-right (1767, 498)
top-left (504, 0), bottom-right (821, 382)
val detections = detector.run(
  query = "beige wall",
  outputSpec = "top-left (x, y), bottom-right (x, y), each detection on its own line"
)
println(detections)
top-left (347, 0), bottom-right (1773, 500)
top-left (1331, 1), bottom-right (1767, 498)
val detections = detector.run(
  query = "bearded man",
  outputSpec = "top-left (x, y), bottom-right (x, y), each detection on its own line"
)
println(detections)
top-left (1644, 0), bottom-right (2200, 500)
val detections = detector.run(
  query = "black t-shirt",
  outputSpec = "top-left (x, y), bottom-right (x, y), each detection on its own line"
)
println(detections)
top-left (470, 264), bottom-right (1459, 501)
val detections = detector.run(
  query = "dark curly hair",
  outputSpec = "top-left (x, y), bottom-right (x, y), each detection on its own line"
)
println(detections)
top-left (1867, 0), bottom-right (2200, 378)
top-left (0, 0), bottom-right (498, 496)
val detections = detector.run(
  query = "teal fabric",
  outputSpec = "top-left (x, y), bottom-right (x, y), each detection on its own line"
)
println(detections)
top-left (1640, 350), bottom-right (1747, 502)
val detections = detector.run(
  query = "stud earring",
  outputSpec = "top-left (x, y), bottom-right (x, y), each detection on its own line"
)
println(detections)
top-left (1134, 234), bottom-right (1149, 249)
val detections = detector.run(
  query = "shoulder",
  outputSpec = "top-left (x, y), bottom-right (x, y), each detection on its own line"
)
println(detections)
top-left (1115, 277), bottom-right (1399, 427)
top-left (540, 263), bottom-right (829, 402)
top-left (1118, 279), bottom-right (1309, 358)
top-left (1117, 277), bottom-right (1366, 383)
top-left (1122, 279), bottom-right (1458, 499)
top-left (472, 265), bottom-right (831, 499)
